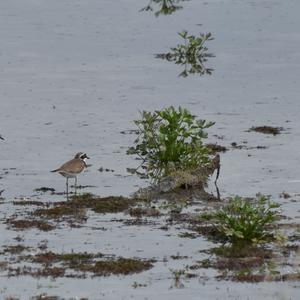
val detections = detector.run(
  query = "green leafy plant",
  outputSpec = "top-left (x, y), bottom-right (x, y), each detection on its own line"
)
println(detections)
top-left (203, 194), bottom-right (280, 243)
top-left (127, 106), bottom-right (214, 180)
top-left (140, 0), bottom-right (189, 17)
top-left (156, 31), bottom-right (215, 77)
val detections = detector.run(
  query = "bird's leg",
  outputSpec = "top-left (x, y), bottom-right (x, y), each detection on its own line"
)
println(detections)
top-left (75, 176), bottom-right (77, 195)
top-left (214, 165), bottom-right (220, 184)
top-left (215, 181), bottom-right (221, 201)
top-left (66, 177), bottom-right (69, 197)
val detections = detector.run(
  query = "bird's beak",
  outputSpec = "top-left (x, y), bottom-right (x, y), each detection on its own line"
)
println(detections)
top-left (86, 155), bottom-right (90, 159)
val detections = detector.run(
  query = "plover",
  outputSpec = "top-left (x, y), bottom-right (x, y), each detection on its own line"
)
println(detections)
top-left (51, 152), bottom-right (89, 194)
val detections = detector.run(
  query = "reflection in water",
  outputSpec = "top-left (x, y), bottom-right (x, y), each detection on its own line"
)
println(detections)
top-left (156, 31), bottom-right (214, 77)
top-left (140, 0), bottom-right (189, 17)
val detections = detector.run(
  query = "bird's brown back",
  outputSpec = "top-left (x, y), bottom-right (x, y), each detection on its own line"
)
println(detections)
top-left (57, 158), bottom-right (86, 174)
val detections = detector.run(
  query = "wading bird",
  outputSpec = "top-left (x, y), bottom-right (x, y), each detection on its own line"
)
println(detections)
top-left (51, 152), bottom-right (89, 195)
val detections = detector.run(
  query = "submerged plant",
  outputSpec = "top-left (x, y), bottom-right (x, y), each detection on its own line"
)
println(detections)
top-left (156, 31), bottom-right (214, 77)
top-left (127, 106), bottom-right (214, 180)
top-left (201, 194), bottom-right (280, 243)
top-left (169, 268), bottom-right (186, 288)
top-left (140, 0), bottom-right (189, 17)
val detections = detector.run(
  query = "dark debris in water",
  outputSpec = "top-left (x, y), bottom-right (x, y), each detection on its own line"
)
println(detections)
top-left (70, 185), bottom-right (96, 189)
top-left (206, 143), bottom-right (228, 153)
top-left (279, 191), bottom-right (291, 199)
top-left (231, 142), bottom-right (268, 150)
top-left (178, 232), bottom-right (198, 239)
top-left (98, 167), bottom-right (114, 172)
top-left (13, 200), bottom-right (46, 206)
top-left (248, 126), bottom-right (283, 135)
top-left (34, 187), bottom-right (55, 193)
top-left (30, 295), bottom-right (70, 300)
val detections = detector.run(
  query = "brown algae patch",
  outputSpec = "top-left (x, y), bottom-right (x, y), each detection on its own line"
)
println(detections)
top-left (31, 193), bottom-right (150, 222)
top-left (30, 252), bottom-right (103, 269)
top-left (128, 207), bottom-right (161, 218)
top-left (248, 126), bottom-right (283, 135)
top-left (6, 251), bottom-right (154, 278)
top-left (192, 243), bottom-right (276, 282)
top-left (6, 219), bottom-right (54, 232)
top-left (13, 200), bottom-right (46, 206)
top-left (55, 193), bottom-right (147, 214)
top-left (34, 206), bottom-right (82, 219)
top-left (7, 193), bottom-right (151, 232)
top-left (78, 258), bottom-right (153, 276)
top-left (2, 245), bottom-right (31, 255)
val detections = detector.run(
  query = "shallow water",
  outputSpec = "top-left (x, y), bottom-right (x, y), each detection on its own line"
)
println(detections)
top-left (0, 0), bottom-right (300, 299)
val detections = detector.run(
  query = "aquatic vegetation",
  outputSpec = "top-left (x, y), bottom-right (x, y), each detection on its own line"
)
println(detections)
top-left (13, 200), bottom-right (46, 206)
top-left (156, 31), bottom-right (214, 77)
top-left (34, 193), bottom-right (147, 217)
top-left (200, 195), bottom-right (280, 243)
top-left (7, 250), bottom-right (154, 278)
top-left (6, 219), bottom-right (55, 232)
top-left (140, 0), bottom-right (189, 17)
top-left (7, 194), bottom-right (153, 233)
top-left (195, 243), bottom-right (277, 282)
top-left (169, 268), bottom-right (186, 288)
top-left (128, 207), bottom-right (161, 218)
top-left (159, 198), bottom-right (189, 214)
top-left (2, 245), bottom-right (30, 255)
top-left (127, 106), bottom-right (214, 180)
top-left (85, 258), bottom-right (153, 276)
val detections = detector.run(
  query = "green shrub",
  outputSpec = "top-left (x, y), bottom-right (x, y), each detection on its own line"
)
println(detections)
top-left (127, 106), bottom-right (214, 180)
top-left (203, 194), bottom-right (279, 243)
